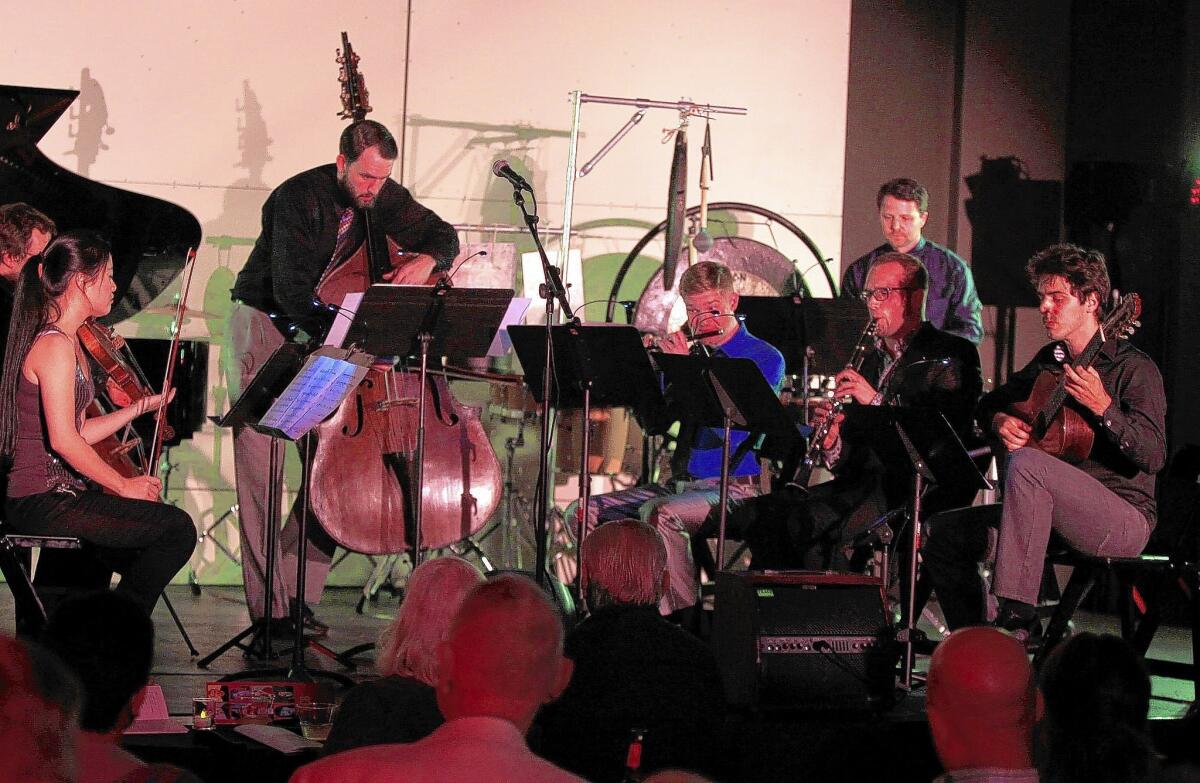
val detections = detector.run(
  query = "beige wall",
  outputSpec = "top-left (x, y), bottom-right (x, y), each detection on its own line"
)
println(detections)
top-left (3, 1), bottom-right (852, 584)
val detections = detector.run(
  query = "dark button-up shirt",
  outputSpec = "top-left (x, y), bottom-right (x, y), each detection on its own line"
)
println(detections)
top-left (837, 321), bottom-right (984, 512)
top-left (976, 338), bottom-right (1167, 525)
top-left (231, 163), bottom-right (459, 337)
top-left (841, 237), bottom-right (984, 345)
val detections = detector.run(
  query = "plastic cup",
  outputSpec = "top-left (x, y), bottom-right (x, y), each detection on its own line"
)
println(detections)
top-left (296, 702), bottom-right (335, 741)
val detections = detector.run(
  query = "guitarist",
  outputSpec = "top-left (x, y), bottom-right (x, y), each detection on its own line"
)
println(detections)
top-left (925, 243), bottom-right (1165, 637)
top-left (226, 120), bottom-right (458, 636)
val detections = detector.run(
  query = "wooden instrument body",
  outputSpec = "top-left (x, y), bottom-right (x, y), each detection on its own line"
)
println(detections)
top-left (316, 237), bottom-right (440, 310)
top-left (309, 368), bottom-right (501, 554)
top-left (78, 318), bottom-right (173, 440)
top-left (1007, 370), bottom-right (1095, 463)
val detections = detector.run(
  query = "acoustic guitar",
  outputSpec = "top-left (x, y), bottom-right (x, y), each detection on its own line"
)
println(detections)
top-left (1007, 292), bottom-right (1142, 463)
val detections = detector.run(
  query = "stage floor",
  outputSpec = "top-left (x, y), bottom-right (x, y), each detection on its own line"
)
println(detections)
top-left (1, 585), bottom-right (1194, 781)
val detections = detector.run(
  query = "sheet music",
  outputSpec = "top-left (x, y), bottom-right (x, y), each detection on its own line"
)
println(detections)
top-left (488, 297), bottom-right (532, 357)
top-left (257, 347), bottom-right (371, 440)
top-left (324, 292), bottom-right (364, 347)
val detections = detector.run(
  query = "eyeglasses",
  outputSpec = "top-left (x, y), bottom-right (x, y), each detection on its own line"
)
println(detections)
top-left (860, 286), bottom-right (918, 303)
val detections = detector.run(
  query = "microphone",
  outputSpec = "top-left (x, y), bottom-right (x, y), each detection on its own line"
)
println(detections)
top-left (436, 249), bottom-right (488, 291)
top-left (492, 160), bottom-right (531, 191)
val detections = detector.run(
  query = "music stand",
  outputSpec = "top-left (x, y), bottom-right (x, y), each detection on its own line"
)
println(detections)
top-left (735, 296), bottom-right (806, 376)
top-left (508, 323), bottom-right (663, 600)
top-left (342, 284), bottom-right (512, 563)
top-left (198, 342), bottom-right (305, 669)
top-left (653, 354), bottom-right (801, 567)
top-left (841, 404), bottom-right (989, 689)
top-left (801, 299), bottom-right (871, 376)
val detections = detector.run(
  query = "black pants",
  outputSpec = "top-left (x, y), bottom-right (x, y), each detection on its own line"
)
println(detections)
top-left (921, 503), bottom-right (1001, 630)
top-left (6, 490), bottom-right (195, 616)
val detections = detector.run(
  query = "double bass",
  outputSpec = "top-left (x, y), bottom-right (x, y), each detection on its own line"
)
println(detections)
top-left (307, 34), bottom-right (501, 555)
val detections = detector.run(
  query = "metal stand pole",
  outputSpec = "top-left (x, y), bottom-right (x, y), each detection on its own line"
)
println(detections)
top-left (901, 471), bottom-right (925, 689)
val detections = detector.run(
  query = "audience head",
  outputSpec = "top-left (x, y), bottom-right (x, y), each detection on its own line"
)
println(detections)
top-left (436, 574), bottom-right (573, 733)
top-left (580, 518), bottom-right (668, 610)
top-left (0, 634), bottom-right (80, 783)
top-left (377, 556), bottom-right (485, 685)
top-left (1038, 632), bottom-right (1155, 783)
top-left (926, 627), bottom-right (1040, 773)
top-left (41, 591), bottom-right (154, 734)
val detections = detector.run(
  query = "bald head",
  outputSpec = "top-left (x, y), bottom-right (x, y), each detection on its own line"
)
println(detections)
top-left (436, 574), bottom-right (573, 732)
top-left (581, 519), bottom-right (668, 609)
top-left (926, 627), bottom-right (1040, 772)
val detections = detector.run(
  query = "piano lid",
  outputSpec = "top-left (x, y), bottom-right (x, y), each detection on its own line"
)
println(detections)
top-left (0, 85), bottom-right (78, 153)
top-left (0, 85), bottom-right (201, 324)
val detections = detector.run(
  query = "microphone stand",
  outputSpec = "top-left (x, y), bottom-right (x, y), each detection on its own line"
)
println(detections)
top-left (508, 182), bottom-right (576, 588)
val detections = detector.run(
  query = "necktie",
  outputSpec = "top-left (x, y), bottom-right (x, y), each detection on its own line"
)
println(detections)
top-left (330, 207), bottom-right (355, 266)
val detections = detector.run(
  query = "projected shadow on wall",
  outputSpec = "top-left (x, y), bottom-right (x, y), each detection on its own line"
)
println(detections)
top-left (64, 67), bottom-right (115, 178)
top-left (404, 115), bottom-right (571, 229)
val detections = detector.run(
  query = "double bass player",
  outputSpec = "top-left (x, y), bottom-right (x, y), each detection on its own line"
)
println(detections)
top-left (226, 119), bottom-right (458, 636)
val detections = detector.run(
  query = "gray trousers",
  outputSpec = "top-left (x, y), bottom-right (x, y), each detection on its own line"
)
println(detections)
top-left (993, 447), bottom-right (1151, 605)
top-left (223, 303), bottom-right (337, 620)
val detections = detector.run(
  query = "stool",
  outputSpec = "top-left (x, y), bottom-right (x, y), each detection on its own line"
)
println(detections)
top-left (0, 525), bottom-right (86, 636)
top-left (1035, 551), bottom-right (1200, 692)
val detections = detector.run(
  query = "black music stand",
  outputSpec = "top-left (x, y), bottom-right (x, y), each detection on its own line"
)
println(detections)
top-left (800, 299), bottom-right (871, 376)
top-left (653, 354), bottom-right (801, 567)
top-left (841, 404), bottom-right (989, 689)
top-left (198, 342), bottom-right (305, 669)
top-left (507, 323), bottom-right (663, 600)
top-left (735, 296), bottom-right (806, 376)
top-left (197, 345), bottom-right (370, 685)
top-left (342, 284), bottom-right (512, 564)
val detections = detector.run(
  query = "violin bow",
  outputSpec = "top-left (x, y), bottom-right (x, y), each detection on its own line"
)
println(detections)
top-left (146, 246), bottom-right (197, 477)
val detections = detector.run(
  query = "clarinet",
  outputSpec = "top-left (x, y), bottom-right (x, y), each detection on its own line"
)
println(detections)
top-left (788, 318), bottom-right (878, 489)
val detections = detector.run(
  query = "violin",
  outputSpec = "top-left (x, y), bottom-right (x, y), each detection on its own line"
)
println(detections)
top-left (78, 318), bottom-right (174, 442)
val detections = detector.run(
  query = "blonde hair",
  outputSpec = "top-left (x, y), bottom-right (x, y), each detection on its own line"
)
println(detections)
top-left (580, 518), bottom-right (668, 608)
top-left (376, 556), bottom-right (485, 684)
top-left (678, 261), bottom-right (734, 297)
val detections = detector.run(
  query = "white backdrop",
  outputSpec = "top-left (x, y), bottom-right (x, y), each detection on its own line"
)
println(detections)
top-left (1, 0), bottom-right (852, 585)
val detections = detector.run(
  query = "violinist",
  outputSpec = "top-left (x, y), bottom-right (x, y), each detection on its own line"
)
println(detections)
top-left (0, 230), bottom-right (195, 617)
top-left (226, 119), bottom-right (458, 632)
top-left (923, 244), bottom-right (1165, 637)
top-left (567, 261), bottom-right (785, 625)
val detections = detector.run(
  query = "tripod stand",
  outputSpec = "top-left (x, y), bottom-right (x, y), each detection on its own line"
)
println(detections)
top-left (197, 344), bottom-right (368, 684)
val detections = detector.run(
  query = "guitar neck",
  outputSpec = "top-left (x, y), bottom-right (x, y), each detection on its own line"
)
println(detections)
top-left (1038, 329), bottom-right (1105, 429)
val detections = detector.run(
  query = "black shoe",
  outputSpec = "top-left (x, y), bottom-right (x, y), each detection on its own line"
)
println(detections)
top-left (996, 601), bottom-right (1042, 651)
top-left (290, 600), bottom-right (329, 638)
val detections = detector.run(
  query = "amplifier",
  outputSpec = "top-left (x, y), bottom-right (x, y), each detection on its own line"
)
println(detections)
top-left (713, 570), bottom-right (896, 710)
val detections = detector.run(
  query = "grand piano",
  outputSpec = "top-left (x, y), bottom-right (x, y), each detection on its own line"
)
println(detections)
top-left (1, 84), bottom-right (207, 443)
